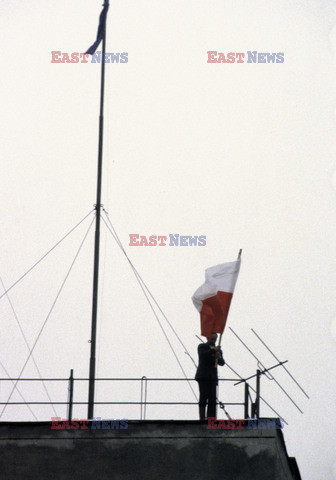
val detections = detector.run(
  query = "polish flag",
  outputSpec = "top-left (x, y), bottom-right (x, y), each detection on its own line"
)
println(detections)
top-left (192, 259), bottom-right (241, 337)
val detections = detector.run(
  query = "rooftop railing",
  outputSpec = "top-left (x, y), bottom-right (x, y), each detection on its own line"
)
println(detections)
top-left (0, 368), bottom-right (275, 422)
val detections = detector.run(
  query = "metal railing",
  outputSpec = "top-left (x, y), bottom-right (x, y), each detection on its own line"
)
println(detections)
top-left (0, 370), bottom-right (269, 422)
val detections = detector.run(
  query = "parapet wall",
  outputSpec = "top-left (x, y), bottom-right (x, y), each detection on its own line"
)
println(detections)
top-left (0, 420), bottom-right (300, 480)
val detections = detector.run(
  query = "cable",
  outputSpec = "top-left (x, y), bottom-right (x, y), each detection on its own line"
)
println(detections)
top-left (217, 398), bottom-right (232, 419)
top-left (0, 359), bottom-right (37, 420)
top-left (0, 210), bottom-right (95, 302)
top-left (102, 209), bottom-right (197, 367)
top-left (0, 277), bottom-right (58, 418)
top-left (100, 212), bottom-right (198, 401)
top-left (0, 216), bottom-right (95, 418)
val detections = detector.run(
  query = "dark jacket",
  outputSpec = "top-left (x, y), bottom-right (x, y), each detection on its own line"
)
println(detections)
top-left (195, 343), bottom-right (225, 382)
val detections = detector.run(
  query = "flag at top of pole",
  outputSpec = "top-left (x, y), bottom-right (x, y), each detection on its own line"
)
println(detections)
top-left (86, 1), bottom-right (110, 55)
top-left (192, 251), bottom-right (241, 338)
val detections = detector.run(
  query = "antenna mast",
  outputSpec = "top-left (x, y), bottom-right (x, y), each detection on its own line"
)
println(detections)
top-left (88, 0), bottom-right (110, 419)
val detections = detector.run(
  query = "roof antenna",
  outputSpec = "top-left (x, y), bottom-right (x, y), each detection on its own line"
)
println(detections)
top-left (229, 327), bottom-right (304, 414)
top-left (251, 328), bottom-right (309, 399)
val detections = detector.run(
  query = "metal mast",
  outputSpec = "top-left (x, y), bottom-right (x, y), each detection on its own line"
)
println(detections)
top-left (88, 0), bottom-right (109, 419)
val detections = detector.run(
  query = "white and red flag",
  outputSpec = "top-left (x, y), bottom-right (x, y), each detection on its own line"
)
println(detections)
top-left (192, 258), bottom-right (241, 337)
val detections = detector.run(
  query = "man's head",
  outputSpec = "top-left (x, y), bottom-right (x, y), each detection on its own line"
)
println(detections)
top-left (207, 333), bottom-right (218, 346)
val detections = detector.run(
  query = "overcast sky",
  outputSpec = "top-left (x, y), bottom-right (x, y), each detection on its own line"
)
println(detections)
top-left (1, 1), bottom-right (336, 479)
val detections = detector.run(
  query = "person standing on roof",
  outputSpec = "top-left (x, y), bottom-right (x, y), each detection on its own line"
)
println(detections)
top-left (195, 332), bottom-right (225, 420)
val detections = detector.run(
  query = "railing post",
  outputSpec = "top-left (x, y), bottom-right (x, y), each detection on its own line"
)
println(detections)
top-left (68, 369), bottom-right (74, 422)
top-left (140, 376), bottom-right (147, 420)
top-left (255, 369), bottom-right (261, 418)
top-left (244, 382), bottom-right (249, 418)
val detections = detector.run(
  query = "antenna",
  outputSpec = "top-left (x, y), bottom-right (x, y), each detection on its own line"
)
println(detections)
top-left (251, 328), bottom-right (309, 399)
top-left (233, 360), bottom-right (288, 386)
top-left (229, 327), bottom-right (304, 414)
top-left (224, 360), bottom-right (287, 424)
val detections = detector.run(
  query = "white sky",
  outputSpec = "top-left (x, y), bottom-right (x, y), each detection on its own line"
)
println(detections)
top-left (1, 1), bottom-right (336, 478)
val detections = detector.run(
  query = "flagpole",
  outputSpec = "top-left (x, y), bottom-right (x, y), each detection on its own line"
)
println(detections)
top-left (215, 250), bottom-right (241, 365)
top-left (88, 1), bottom-right (109, 419)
